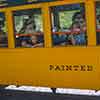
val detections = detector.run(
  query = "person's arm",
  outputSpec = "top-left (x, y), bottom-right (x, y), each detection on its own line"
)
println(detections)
top-left (32, 43), bottom-right (43, 48)
top-left (69, 34), bottom-right (76, 45)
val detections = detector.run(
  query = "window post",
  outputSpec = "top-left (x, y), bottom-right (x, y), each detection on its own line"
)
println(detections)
top-left (5, 9), bottom-right (15, 48)
top-left (42, 4), bottom-right (52, 48)
top-left (85, 0), bottom-right (96, 46)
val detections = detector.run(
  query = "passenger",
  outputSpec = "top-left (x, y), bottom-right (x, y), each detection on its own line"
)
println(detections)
top-left (70, 22), bottom-right (80, 32)
top-left (72, 12), bottom-right (84, 23)
top-left (80, 21), bottom-right (86, 32)
top-left (97, 15), bottom-right (100, 29)
top-left (0, 17), bottom-right (5, 33)
top-left (96, 15), bottom-right (100, 44)
top-left (0, 17), bottom-right (8, 47)
top-left (19, 16), bottom-right (43, 36)
top-left (19, 15), bottom-right (36, 34)
top-left (73, 12), bottom-right (86, 31)
top-left (52, 25), bottom-right (69, 46)
top-left (31, 35), bottom-right (43, 48)
top-left (69, 12), bottom-right (87, 45)
top-left (20, 39), bottom-right (31, 48)
top-left (70, 32), bottom-right (87, 45)
top-left (52, 33), bottom-right (68, 46)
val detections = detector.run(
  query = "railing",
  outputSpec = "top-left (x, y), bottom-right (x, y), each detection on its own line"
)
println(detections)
top-left (15, 30), bottom-right (87, 37)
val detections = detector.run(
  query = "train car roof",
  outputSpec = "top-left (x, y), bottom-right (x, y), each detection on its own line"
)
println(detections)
top-left (0, 0), bottom-right (59, 8)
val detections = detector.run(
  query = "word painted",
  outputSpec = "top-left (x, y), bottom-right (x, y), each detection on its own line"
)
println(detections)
top-left (49, 65), bottom-right (93, 71)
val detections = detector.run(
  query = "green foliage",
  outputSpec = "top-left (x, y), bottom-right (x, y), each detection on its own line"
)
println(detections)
top-left (59, 10), bottom-right (80, 29)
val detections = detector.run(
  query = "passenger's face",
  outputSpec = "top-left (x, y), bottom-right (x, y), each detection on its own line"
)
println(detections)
top-left (74, 15), bottom-right (85, 28)
top-left (75, 18), bottom-right (84, 23)
top-left (73, 24), bottom-right (79, 29)
top-left (31, 35), bottom-right (37, 44)
top-left (25, 24), bottom-right (34, 33)
top-left (21, 41), bottom-right (27, 47)
top-left (97, 17), bottom-right (100, 24)
top-left (75, 14), bottom-right (82, 19)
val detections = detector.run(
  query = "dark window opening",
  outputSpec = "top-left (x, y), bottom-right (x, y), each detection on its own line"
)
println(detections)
top-left (50, 3), bottom-right (87, 47)
top-left (13, 9), bottom-right (44, 48)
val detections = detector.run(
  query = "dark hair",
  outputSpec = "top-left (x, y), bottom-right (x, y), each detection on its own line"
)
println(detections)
top-left (19, 16), bottom-right (36, 33)
top-left (72, 12), bottom-right (85, 21)
top-left (0, 20), bottom-right (4, 28)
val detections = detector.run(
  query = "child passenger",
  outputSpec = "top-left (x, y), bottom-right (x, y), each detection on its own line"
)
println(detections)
top-left (21, 39), bottom-right (31, 48)
top-left (31, 35), bottom-right (43, 48)
top-left (97, 15), bottom-right (100, 29)
top-left (68, 12), bottom-right (87, 45)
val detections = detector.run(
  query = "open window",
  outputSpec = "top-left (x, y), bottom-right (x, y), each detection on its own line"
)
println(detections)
top-left (13, 8), bottom-right (44, 48)
top-left (0, 13), bottom-right (8, 48)
top-left (50, 3), bottom-right (87, 47)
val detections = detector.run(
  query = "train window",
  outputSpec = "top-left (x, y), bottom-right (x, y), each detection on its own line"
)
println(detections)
top-left (13, 9), bottom-right (44, 48)
top-left (50, 3), bottom-right (87, 47)
top-left (96, 2), bottom-right (100, 45)
top-left (0, 13), bottom-right (8, 48)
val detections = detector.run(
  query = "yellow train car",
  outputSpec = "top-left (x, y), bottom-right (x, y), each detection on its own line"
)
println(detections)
top-left (0, 0), bottom-right (100, 90)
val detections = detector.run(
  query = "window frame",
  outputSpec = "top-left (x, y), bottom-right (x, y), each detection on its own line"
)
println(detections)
top-left (0, 0), bottom-right (96, 48)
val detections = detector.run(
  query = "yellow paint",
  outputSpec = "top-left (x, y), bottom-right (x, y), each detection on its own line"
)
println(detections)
top-left (0, 47), bottom-right (99, 90)
top-left (85, 0), bottom-right (96, 46)
top-left (0, 8), bottom-right (6, 12)
top-left (0, 0), bottom-right (99, 90)
top-left (42, 4), bottom-right (52, 47)
top-left (48, 0), bottom-right (84, 7)
top-left (8, 3), bottom-right (42, 11)
top-left (5, 10), bottom-right (15, 48)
